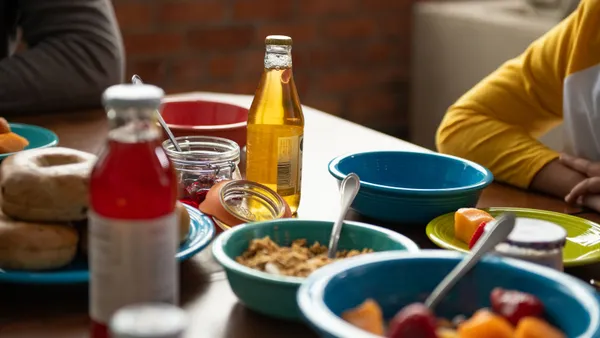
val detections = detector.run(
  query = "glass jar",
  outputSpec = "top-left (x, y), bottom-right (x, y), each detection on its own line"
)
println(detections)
top-left (198, 180), bottom-right (292, 233)
top-left (485, 217), bottom-right (567, 271)
top-left (162, 136), bottom-right (241, 208)
top-left (216, 180), bottom-right (290, 231)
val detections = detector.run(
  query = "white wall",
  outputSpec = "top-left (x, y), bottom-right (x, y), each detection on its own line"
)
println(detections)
top-left (410, 0), bottom-right (564, 151)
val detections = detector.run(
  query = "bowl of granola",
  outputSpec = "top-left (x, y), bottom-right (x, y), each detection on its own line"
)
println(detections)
top-left (211, 218), bottom-right (419, 321)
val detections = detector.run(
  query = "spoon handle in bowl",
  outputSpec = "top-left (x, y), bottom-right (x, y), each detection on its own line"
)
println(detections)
top-left (327, 173), bottom-right (360, 258)
top-left (156, 114), bottom-right (182, 152)
top-left (424, 212), bottom-right (516, 310)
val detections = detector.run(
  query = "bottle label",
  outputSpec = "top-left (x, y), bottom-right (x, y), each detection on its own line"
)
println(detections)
top-left (277, 135), bottom-right (301, 196)
top-left (88, 210), bottom-right (179, 325)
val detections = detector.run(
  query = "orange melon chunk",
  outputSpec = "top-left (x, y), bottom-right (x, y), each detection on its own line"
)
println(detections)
top-left (515, 317), bottom-right (565, 338)
top-left (437, 328), bottom-right (460, 338)
top-left (458, 309), bottom-right (515, 338)
top-left (341, 299), bottom-right (385, 335)
top-left (454, 208), bottom-right (494, 244)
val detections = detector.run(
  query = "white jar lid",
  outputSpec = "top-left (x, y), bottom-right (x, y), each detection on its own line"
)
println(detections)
top-left (484, 217), bottom-right (567, 249)
top-left (103, 84), bottom-right (164, 109)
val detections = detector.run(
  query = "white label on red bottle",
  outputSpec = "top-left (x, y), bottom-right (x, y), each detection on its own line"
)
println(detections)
top-left (277, 135), bottom-right (300, 196)
top-left (88, 211), bottom-right (179, 324)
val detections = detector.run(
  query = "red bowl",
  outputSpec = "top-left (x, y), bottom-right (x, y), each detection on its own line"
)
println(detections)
top-left (160, 98), bottom-right (248, 148)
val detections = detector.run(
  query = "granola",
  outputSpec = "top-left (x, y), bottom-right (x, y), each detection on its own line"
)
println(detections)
top-left (236, 236), bottom-right (373, 277)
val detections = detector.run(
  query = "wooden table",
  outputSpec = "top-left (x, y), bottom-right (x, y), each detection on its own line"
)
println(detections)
top-left (1, 92), bottom-right (599, 337)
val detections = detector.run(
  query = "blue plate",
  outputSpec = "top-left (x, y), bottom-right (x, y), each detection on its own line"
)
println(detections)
top-left (0, 204), bottom-right (215, 284)
top-left (0, 123), bottom-right (59, 160)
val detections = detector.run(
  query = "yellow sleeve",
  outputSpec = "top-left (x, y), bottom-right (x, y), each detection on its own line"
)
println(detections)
top-left (436, 1), bottom-right (593, 189)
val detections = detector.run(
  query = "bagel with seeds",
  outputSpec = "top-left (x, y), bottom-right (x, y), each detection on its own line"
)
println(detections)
top-left (1, 147), bottom-right (97, 222)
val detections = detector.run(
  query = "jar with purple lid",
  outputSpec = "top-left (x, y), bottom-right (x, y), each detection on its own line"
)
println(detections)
top-left (484, 217), bottom-right (567, 271)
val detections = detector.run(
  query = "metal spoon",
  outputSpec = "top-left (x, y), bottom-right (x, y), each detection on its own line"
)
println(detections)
top-left (327, 173), bottom-right (361, 259)
top-left (131, 74), bottom-right (182, 152)
top-left (424, 212), bottom-right (516, 310)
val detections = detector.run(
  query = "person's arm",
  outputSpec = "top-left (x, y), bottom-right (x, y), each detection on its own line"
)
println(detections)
top-left (0, 0), bottom-right (124, 114)
top-left (436, 0), bottom-right (597, 198)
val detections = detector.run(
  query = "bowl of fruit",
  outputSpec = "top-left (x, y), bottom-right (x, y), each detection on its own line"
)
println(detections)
top-left (297, 250), bottom-right (600, 337)
top-left (328, 151), bottom-right (493, 224)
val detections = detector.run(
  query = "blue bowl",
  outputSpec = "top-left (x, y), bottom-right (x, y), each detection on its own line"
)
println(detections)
top-left (328, 151), bottom-right (493, 224)
top-left (298, 250), bottom-right (600, 338)
top-left (212, 219), bottom-right (419, 321)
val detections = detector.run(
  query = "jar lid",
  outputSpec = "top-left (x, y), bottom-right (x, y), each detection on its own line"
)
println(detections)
top-left (109, 303), bottom-right (188, 338)
top-left (484, 217), bottom-right (567, 250)
top-left (219, 180), bottom-right (287, 223)
top-left (103, 84), bottom-right (164, 109)
top-left (265, 35), bottom-right (292, 46)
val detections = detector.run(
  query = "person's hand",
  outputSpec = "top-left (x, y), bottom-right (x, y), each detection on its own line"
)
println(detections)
top-left (559, 153), bottom-right (600, 204)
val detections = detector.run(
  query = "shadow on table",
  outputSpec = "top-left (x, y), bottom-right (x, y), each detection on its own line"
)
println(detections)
top-left (0, 258), bottom-right (214, 322)
top-left (222, 303), bottom-right (317, 338)
top-left (180, 259), bottom-right (211, 306)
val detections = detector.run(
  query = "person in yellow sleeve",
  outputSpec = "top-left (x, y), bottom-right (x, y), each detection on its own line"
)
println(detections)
top-left (436, 0), bottom-right (600, 211)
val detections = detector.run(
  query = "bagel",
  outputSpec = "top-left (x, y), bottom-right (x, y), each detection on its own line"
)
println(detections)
top-left (0, 211), bottom-right (78, 270)
top-left (1, 147), bottom-right (97, 222)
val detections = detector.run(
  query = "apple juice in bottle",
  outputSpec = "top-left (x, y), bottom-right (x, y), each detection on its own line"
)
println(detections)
top-left (88, 84), bottom-right (179, 338)
top-left (246, 35), bottom-right (305, 215)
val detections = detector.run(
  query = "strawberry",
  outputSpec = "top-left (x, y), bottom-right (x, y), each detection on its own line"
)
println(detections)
top-left (490, 288), bottom-right (544, 326)
top-left (468, 221), bottom-right (488, 249)
top-left (388, 303), bottom-right (438, 338)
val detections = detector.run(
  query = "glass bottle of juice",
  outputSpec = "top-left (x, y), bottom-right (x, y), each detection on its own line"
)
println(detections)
top-left (246, 35), bottom-right (305, 215)
top-left (88, 84), bottom-right (179, 338)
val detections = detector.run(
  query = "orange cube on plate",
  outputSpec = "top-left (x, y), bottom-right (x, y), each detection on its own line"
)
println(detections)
top-left (454, 208), bottom-right (494, 244)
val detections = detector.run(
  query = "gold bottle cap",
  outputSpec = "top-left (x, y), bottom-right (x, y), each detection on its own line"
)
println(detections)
top-left (265, 35), bottom-right (293, 46)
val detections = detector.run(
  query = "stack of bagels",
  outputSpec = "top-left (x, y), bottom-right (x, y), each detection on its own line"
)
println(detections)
top-left (0, 146), bottom-right (190, 271)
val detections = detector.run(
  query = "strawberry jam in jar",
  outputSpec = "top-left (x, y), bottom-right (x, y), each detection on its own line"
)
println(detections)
top-left (89, 84), bottom-right (179, 338)
top-left (162, 136), bottom-right (241, 209)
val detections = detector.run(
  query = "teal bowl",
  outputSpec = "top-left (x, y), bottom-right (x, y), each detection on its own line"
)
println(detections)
top-left (211, 219), bottom-right (420, 321)
top-left (0, 123), bottom-right (59, 161)
top-left (298, 250), bottom-right (600, 338)
top-left (328, 151), bottom-right (493, 224)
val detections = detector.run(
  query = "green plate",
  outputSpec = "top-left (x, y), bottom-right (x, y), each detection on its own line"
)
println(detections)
top-left (426, 207), bottom-right (600, 267)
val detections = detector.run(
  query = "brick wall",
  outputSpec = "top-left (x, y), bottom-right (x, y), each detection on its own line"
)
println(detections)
top-left (114, 0), bottom-right (414, 138)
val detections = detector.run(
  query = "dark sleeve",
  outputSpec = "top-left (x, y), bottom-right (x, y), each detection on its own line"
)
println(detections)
top-left (0, 0), bottom-right (125, 114)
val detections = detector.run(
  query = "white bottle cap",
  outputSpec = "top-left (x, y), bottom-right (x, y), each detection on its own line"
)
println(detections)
top-left (484, 217), bottom-right (567, 249)
top-left (102, 84), bottom-right (165, 109)
top-left (109, 303), bottom-right (188, 338)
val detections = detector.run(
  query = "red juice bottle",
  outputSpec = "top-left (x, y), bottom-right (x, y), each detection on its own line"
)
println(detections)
top-left (88, 84), bottom-right (179, 338)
